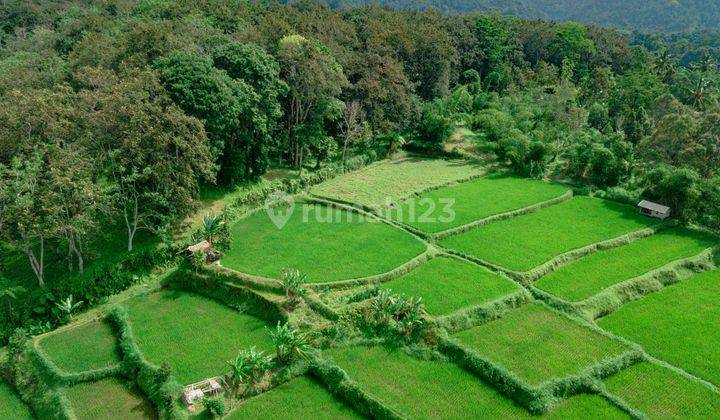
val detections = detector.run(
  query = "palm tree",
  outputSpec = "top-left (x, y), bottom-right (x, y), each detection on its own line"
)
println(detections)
top-left (55, 295), bottom-right (83, 320)
top-left (654, 49), bottom-right (676, 83)
top-left (267, 322), bottom-right (311, 365)
top-left (280, 268), bottom-right (307, 301)
top-left (201, 213), bottom-right (225, 244)
top-left (226, 347), bottom-right (271, 396)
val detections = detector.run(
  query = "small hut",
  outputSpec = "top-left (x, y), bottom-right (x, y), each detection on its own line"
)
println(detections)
top-left (183, 241), bottom-right (221, 263)
top-left (637, 200), bottom-right (671, 220)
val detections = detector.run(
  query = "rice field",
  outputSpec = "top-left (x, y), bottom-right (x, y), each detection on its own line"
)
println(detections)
top-left (311, 157), bottom-right (484, 207)
top-left (452, 304), bottom-right (628, 385)
top-left (603, 362), bottom-right (720, 418)
top-left (382, 256), bottom-right (519, 315)
top-left (66, 378), bottom-right (155, 419)
top-left (123, 291), bottom-right (273, 384)
top-left (598, 270), bottom-right (720, 386)
top-left (440, 196), bottom-right (657, 271)
top-left (0, 382), bottom-right (33, 419)
top-left (222, 204), bottom-right (426, 282)
top-left (225, 376), bottom-right (360, 419)
top-left (38, 320), bottom-right (120, 373)
top-left (544, 394), bottom-right (628, 419)
top-left (325, 345), bottom-right (533, 418)
top-left (387, 174), bottom-right (569, 233)
top-left (536, 227), bottom-right (717, 301)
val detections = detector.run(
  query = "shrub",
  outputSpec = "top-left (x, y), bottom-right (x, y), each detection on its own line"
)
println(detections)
top-left (267, 322), bottom-right (311, 366)
top-left (226, 347), bottom-right (272, 396)
top-left (204, 395), bottom-right (226, 418)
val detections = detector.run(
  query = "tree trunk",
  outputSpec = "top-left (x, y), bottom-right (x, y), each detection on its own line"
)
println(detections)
top-left (124, 196), bottom-right (139, 252)
top-left (23, 234), bottom-right (44, 286)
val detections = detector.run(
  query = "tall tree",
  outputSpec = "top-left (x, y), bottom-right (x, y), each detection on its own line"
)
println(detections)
top-left (277, 35), bottom-right (347, 171)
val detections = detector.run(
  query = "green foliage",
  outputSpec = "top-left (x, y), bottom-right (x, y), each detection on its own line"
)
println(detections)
top-left (268, 322), bottom-right (311, 365)
top-left (226, 347), bottom-right (272, 396)
top-left (280, 269), bottom-right (308, 302)
top-left (203, 395), bottom-right (226, 418)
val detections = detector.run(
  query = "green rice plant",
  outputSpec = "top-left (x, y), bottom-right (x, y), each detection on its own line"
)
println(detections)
top-left (324, 345), bottom-right (533, 418)
top-left (388, 174), bottom-right (570, 234)
top-left (121, 291), bottom-right (274, 385)
top-left (598, 269), bottom-right (720, 386)
top-left (543, 394), bottom-right (629, 419)
top-left (311, 157), bottom-right (485, 208)
top-left (37, 320), bottom-right (121, 374)
top-left (451, 304), bottom-right (629, 387)
top-left (440, 196), bottom-right (657, 272)
top-left (536, 227), bottom-right (717, 301)
top-left (433, 290), bottom-right (531, 333)
top-left (381, 256), bottom-right (520, 316)
top-left (225, 375), bottom-right (361, 419)
top-left (604, 361), bottom-right (720, 418)
top-left (0, 382), bottom-right (33, 419)
top-left (222, 204), bottom-right (426, 282)
top-left (66, 378), bottom-right (155, 420)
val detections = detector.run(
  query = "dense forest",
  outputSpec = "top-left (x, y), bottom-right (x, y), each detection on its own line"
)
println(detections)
top-left (1, 0), bottom-right (720, 343)
top-left (319, 0), bottom-right (720, 33)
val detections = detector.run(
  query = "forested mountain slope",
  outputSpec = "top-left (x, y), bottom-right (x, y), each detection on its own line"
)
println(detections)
top-left (316, 0), bottom-right (720, 33)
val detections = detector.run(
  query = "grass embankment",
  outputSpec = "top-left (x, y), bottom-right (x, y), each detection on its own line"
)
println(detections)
top-left (382, 256), bottom-right (519, 315)
top-left (311, 157), bottom-right (483, 208)
top-left (387, 174), bottom-right (569, 233)
top-left (325, 345), bottom-right (532, 418)
top-left (536, 227), bottom-right (717, 301)
top-left (38, 320), bottom-right (121, 373)
top-left (440, 196), bottom-right (656, 271)
top-left (0, 382), bottom-right (33, 419)
top-left (66, 378), bottom-right (156, 420)
top-left (604, 362), bottom-right (720, 418)
top-left (225, 376), bottom-right (360, 419)
top-left (123, 291), bottom-right (273, 384)
top-left (598, 270), bottom-right (720, 386)
top-left (452, 304), bottom-right (628, 386)
top-left (222, 204), bottom-right (426, 282)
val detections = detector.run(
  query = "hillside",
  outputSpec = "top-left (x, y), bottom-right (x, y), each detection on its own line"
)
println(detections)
top-left (317, 0), bottom-right (720, 33)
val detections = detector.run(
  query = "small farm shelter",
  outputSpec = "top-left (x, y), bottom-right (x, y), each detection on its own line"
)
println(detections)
top-left (637, 200), bottom-right (671, 220)
top-left (183, 377), bottom-right (224, 409)
top-left (183, 241), bottom-right (221, 263)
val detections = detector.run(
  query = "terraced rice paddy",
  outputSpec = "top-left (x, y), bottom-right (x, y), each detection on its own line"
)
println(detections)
top-left (544, 394), bottom-right (628, 419)
top-left (598, 270), bottom-right (720, 386)
top-left (452, 304), bottom-right (628, 385)
top-left (0, 383), bottom-right (33, 419)
top-left (326, 345), bottom-right (533, 418)
top-left (123, 291), bottom-right (273, 384)
top-left (66, 378), bottom-right (155, 420)
top-left (603, 362), bottom-right (720, 418)
top-left (38, 320), bottom-right (120, 373)
top-left (311, 157), bottom-right (484, 207)
top-left (225, 376), bottom-right (360, 419)
top-left (382, 256), bottom-right (519, 315)
top-left (222, 204), bottom-right (426, 282)
top-left (536, 227), bottom-right (717, 301)
top-left (440, 196), bottom-right (656, 271)
top-left (387, 174), bottom-right (569, 233)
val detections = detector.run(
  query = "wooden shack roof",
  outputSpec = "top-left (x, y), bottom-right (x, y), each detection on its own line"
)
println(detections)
top-left (637, 200), bottom-right (670, 214)
top-left (186, 240), bottom-right (212, 253)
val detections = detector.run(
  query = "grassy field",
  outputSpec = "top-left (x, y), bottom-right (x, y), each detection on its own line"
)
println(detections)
top-left (544, 394), bottom-right (628, 419)
top-left (124, 291), bottom-right (273, 384)
top-left (0, 382), bottom-right (33, 419)
top-left (38, 320), bottom-right (120, 373)
top-left (387, 174), bottom-right (569, 233)
top-left (222, 204), bottom-right (426, 282)
top-left (598, 270), bottom-right (720, 386)
top-left (67, 378), bottom-right (155, 419)
top-left (311, 157), bottom-right (484, 208)
top-left (225, 376), bottom-right (359, 419)
top-left (326, 345), bottom-right (533, 418)
top-left (536, 227), bottom-right (717, 301)
top-left (440, 196), bottom-right (656, 271)
top-left (604, 362), bottom-right (720, 418)
top-left (382, 256), bottom-right (519, 315)
top-left (452, 304), bottom-right (628, 385)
